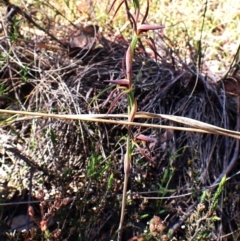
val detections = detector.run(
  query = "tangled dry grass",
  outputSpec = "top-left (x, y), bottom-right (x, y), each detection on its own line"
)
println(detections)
top-left (0, 1), bottom-right (240, 241)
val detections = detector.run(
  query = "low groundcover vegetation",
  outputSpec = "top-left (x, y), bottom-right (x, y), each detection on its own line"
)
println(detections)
top-left (0, 0), bottom-right (240, 240)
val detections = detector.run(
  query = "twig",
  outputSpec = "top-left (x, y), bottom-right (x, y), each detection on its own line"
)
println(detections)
top-left (6, 3), bottom-right (66, 48)
top-left (168, 201), bottom-right (197, 237)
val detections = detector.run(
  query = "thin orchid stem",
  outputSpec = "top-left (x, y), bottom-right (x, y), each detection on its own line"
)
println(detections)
top-left (118, 134), bottom-right (131, 240)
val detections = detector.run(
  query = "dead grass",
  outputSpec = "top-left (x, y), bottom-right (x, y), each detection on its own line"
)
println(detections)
top-left (0, 0), bottom-right (240, 240)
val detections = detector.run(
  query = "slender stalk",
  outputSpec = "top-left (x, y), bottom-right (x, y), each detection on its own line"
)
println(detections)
top-left (118, 132), bottom-right (131, 241)
top-left (117, 167), bottom-right (129, 240)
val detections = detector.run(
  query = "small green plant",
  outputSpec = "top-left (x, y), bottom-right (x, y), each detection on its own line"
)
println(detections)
top-left (0, 83), bottom-right (6, 95)
top-left (184, 175), bottom-right (226, 240)
top-left (107, 172), bottom-right (114, 190)
top-left (19, 65), bottom-right (29, 83)
top-left (8, 16), bottom-right (21, 43)
top-left (87, 152), bottom-right (103, 178)
top-left (87, 152), bottom-right (111, 180)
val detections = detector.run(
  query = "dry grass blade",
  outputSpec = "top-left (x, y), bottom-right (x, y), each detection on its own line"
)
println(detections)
top-left (1, 109), bottom-right (240, 139)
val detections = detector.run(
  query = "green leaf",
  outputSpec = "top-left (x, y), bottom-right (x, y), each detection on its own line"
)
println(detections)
top-left (140, 214), bottom-right (149, 219)
top-left (211, 216), bottom-right (221, 222)
top-left (107, 173), bottom-right (114, 190)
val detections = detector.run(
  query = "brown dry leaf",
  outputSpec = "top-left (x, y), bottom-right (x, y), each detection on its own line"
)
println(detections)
top-left (69, 25), bottom-right (99, 49)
